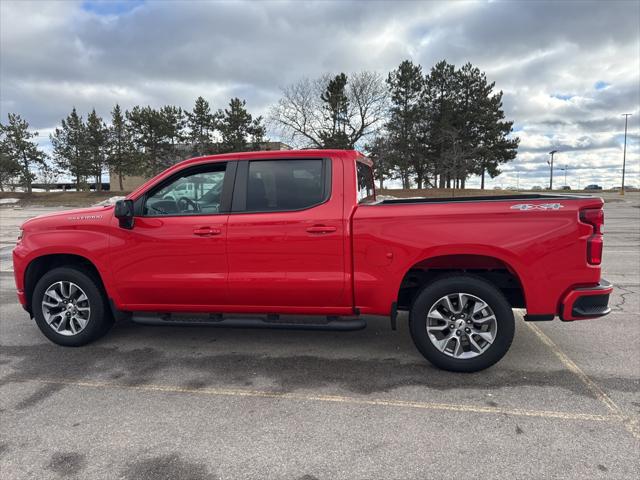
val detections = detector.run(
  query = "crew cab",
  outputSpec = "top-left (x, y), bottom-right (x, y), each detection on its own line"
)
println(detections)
top-left (12, 150), bottom-right (612, 371)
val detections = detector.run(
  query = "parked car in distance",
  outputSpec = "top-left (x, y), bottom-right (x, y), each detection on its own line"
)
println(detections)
top-left (12, 150), bottom-right (612, 372)
top-left (585, 184), bottom-right (602, 191)
top-left (531, 186), bottom-right (543, 191)
top-left (560, 185), bottom-right (572, 190)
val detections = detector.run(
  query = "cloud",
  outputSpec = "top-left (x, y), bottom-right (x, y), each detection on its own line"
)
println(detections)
top-left (1, 0), bottom-right (638, 188)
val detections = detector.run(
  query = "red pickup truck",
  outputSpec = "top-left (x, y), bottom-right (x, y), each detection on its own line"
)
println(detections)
top-left (12, 149), bottom-right (612, 371)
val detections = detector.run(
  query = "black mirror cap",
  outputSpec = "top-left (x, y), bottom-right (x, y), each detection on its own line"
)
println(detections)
top-left (114, 199), bottom-right (134, 229)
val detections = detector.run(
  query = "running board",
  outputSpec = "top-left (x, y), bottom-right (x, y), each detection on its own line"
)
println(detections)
top-left (130, 313), bottom-right (367, 331)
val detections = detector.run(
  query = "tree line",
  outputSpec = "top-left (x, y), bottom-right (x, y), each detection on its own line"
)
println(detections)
top-left (0, 97), bottom-right (265, 192)
top-left (1, 59), bottom-right (518, 192)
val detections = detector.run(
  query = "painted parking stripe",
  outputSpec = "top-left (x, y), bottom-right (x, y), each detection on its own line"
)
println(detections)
top-left (525, 322), bottom-right (640, 439)
top-left (24, 378), bottom-right (619, 424)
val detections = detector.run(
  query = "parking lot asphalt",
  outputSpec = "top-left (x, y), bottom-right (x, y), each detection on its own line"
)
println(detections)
top-left (0, 194), bottom-right (638, 479)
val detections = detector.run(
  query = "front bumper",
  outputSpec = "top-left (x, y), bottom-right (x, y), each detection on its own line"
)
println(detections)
top-left (560, 279), bottom-right (613, 321)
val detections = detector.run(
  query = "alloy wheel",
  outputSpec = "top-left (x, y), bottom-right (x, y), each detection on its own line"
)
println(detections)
top-left (425, 292), bottom-right (498, 359)
top-left (41, 281), bottom-right (91, 336)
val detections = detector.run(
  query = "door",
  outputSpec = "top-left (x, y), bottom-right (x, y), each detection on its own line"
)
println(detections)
top-left (110, 162), bottom-right (233, 309)
top-left (227, 158), bottom-right (347, 309)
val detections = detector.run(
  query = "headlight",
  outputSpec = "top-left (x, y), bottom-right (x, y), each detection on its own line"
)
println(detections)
top-left (17, 228), bottom-right (24, 242)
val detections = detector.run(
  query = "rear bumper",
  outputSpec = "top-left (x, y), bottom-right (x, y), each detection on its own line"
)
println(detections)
top-left (560, 279), bottom-right (613, 321)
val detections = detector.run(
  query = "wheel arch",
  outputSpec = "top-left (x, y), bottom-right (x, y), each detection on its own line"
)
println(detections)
top-left (396, 253), bottom-right (527, 311)
top-left (24, 253), bottom-right (108, 315)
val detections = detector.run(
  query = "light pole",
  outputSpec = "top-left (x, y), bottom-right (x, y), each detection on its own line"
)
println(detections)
top-left (548, 150), bottom-right (557, 190)
top-left (562, 165), bottom-right (568, 187)
top-left (621, 113), bottom-right (632, 195)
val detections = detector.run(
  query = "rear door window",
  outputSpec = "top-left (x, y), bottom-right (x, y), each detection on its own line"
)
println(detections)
top-left (245, 159), bottom-right (329, 212)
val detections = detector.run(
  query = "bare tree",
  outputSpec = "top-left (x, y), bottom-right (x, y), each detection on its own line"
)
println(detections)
top-left (270, 71), bottom-right (388, 149)
top-left (38, 162), bottom-right (59, 192)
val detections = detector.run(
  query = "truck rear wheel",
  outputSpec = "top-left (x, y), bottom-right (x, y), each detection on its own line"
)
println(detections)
top-left (409, 274), bottom-right (515, 372)
top-left (32, 267), bottom-right (113, 346)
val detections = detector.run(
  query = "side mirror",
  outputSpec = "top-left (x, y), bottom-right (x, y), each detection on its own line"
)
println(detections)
top-left (114, 199), bottom-right (134, 229)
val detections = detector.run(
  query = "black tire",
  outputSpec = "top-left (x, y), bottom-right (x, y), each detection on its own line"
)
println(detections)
top-left (409, 274), bottom-right (515, 372)
top-left (32, 267), bottom-right (113, 346)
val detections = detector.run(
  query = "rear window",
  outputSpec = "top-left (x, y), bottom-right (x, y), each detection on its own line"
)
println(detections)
top-left (247, 159), bottom-right (327, 211)
top-left (356, 161), bottom-right (375, 204)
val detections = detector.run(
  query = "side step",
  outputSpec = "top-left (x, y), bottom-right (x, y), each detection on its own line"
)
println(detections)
top-left (130, 313), bottom-right (367, 331)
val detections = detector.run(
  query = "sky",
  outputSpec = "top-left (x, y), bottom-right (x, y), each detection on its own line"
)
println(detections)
top-left (1, 0), bottom-right (639, 189)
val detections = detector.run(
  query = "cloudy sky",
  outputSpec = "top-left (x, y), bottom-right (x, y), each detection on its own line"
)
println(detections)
top-left (1, 0), bottom-right (639, 188)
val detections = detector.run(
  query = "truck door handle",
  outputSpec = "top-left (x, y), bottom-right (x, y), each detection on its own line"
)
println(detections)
top-left (306, 225), bottom-right (337, 234)
top-left (193, 227), bottom-right (221, 236)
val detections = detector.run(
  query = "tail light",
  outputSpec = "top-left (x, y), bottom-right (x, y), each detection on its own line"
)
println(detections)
top-left (580, 208), bottom-right (604, 265)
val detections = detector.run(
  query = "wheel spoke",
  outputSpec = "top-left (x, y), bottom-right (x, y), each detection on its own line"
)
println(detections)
top-left (432, 333), bottom-right (453, 352)
top-left (472, 299), bottom-right (488, 315)
top-left (46, 313), bottom-right (62, 325)
top-left (428, 309), bottom-right (445, 320)
top-left (476, 331), bottom-right (495, 344)
top-left (427, 323), bottom-right (449, 332)
top-left (442, 295), bottom-right (456, 314)
top-left (468, 334), bottom-right (484, 353)
top-left (60, 282), bottom-right (70, 298)
top-left (46, 289), bottom-right (63, 304)
top-left (452, 336), bottom-right (463, 357)
top-left (474, 314), bottom-right (496, 324)
top-left (56, 315), bottom-right (68, 332)
top-left (74, 316), bottom-right (88, 329)
top-left (458, 293), bottom-right (469, 312)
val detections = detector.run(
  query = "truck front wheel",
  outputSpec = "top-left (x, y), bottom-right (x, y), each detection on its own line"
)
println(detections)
top-left (32, 267), bottom-right (113, 346)
top-left (409, 274), bottom-right (515, 372)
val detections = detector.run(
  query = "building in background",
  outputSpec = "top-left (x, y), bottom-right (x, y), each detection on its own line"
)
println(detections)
top-left (110, 141), bottom-right (292, 192)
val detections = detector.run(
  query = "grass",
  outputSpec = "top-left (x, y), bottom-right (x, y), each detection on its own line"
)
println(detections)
top-left (0, 191), bottom-right (127, 207)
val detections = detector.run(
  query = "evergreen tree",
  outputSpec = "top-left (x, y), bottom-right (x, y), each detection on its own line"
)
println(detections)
top-left (365, 135), bottom-right (395, 189)
top-left (159, 105), bottom-right (187, 163)
top-left (472, 82), bottom-right (519, 189)
top-left (127, 106), bottom-right (167, 176)
top-left (423, 61), bottom-right (519, 189)
top-left (186, 96), bottom-right (218, 156)
top-left (0, 139), bottom-right (21, 192)
top-left (386, 60), bottom-right (426, 188)
top-left (86, 109), bottom-right (108, 191)
top-left (423, 61), bottom-right (458, 188)
top-left (50, 108), bottom-right (90, 190)
top-left (0, 113), bottom-right (47, 193)
top-left (107, 105), bottom-right (138, 191)
top-left (319, 73), bottom-right (350, 148)
top-left (218, 98), bottom-right (265, 153)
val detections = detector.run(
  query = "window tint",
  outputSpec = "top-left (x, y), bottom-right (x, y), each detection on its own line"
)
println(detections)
top-left (356, 161), bottom-right (375, 203)
top-left (144, 164), bottom-right (226, 216)
top-left (247, 160), bottom-right (326, 211)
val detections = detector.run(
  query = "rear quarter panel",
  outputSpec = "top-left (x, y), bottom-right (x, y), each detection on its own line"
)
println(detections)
top-left (351, 197), bottom-right (604, 316)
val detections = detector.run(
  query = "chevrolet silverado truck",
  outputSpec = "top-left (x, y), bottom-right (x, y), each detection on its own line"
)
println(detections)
top-left (12, 150), bottom-right (612, 371)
